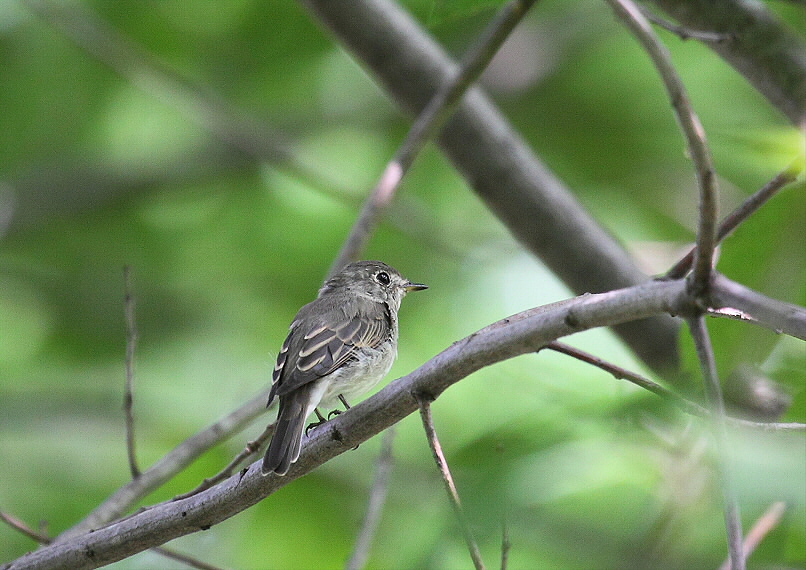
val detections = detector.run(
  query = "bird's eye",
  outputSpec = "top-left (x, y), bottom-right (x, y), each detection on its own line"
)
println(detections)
top-left (375, 271), bottom-right (391, 285)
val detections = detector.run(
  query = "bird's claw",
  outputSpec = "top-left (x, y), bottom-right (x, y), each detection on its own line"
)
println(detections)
top-left (305, 418), bottom-right (327, 437)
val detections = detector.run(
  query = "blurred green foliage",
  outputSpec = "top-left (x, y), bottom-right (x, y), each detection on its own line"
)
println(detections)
top-left (0, 1), bottom-right (803, 569)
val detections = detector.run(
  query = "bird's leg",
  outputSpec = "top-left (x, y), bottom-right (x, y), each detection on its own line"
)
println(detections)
top-left (332, 394), bottom-right (359, 450)
top-left (328, 394), bottom-right (352, 419)
top-left (305, 408), bottom-right (328, 436)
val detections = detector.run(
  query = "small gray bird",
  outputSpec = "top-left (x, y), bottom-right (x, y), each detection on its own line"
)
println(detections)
top-left (262, 260), bottom-right (427, 476)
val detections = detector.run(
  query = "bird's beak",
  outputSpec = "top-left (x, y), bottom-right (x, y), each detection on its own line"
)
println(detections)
top-left (404, 281), bottom-right (428, 293)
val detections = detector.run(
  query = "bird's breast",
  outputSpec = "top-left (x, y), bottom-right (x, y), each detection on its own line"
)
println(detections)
top-left (317, 342), bottom-right (397, 410)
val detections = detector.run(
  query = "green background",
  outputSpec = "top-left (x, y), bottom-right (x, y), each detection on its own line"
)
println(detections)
top-left (1, 1), bottom-right (803, 568)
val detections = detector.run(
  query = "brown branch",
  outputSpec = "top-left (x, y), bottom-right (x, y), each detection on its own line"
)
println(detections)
top-left (12, 276), bottom-right (801, 569)
top-left (344, 428), bottom-right (396, 570)
top-left (53, 271), bottom-right (806, 545)
top-left (1, 511), bottom-right (51, 545)
top-left (328, 0), bottom-right (538, 275)
top-left (418, 399), bottom-right (485, 570)
top-left (545, 341), bottom-right (698, 410)
top-left (718, 501), bottom-right (787, 570)
top-left (1, 509), bottom-right (225, 570)
top-left (687, 316), bottom-right (744, 570)
top-left (665, 160), bottom-right (803, 279)
top-left (123, 265), bottom-right (140, 479)
top-left (606, 0), bottom-right (718, 297)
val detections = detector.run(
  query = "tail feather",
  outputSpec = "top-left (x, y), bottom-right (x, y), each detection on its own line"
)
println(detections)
top-left (262, 391), bottom-right (308, 476)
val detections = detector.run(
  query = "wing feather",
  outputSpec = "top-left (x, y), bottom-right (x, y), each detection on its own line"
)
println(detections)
top-left (271, 300), bottom-right (391, 398)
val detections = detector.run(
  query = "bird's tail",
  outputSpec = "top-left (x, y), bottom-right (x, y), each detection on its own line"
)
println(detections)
top-left (262, 390), bottom-right (308, 476)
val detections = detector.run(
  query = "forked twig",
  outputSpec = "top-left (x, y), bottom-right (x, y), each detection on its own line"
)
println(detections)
top-left (718, 501), bottom-right (787, 570)
top-left (329, 0), bottom-right (538, 275)
top-left (9, 276), bottom-right (803, 568)
top-left (418, 399), bottom-right (485, 570)
top-left (665, 160), bottom-right (803, 279)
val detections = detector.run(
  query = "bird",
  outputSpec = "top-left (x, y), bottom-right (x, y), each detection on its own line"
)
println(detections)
top-left (262, 260), bottom-right (427, 475)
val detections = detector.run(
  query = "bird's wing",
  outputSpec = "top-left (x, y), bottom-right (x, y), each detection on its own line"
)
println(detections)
top-left (270, 301), bottom-right (391, 398)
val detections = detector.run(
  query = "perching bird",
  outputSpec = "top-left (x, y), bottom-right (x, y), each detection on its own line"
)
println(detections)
top-left (262, 260), bottom-right (427, 475)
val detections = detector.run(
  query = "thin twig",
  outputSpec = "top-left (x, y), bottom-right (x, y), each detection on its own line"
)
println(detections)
top-left (545, 341), bottom-right (701, 412)
top-left (151, 547), bottom-right (227, 570)
top-left (665, 160), bottom-right (803, 279)
top-left (1, 509), bottom-right (225, 570)
top-left (344, 428), bottom-right (396, 570)
top-left (328, 0), bottom-right (538, 275)
top-left (500, 517), bottom-right (511, 570)
top-left (545, 342), bottom-right (805, 431)
top-left (606, 0), bottom-right (718, 296)
top-left (172, 425), bottom-right (274, 502)
top-left (639, 4), bottom-right (729, 42)
top-left (56, 388), bottom-right (270, 541)
top-left (718, 502), bottom-right (787, 570)
top-left (123, 265), bottom-right (140, 478)
top-left (418, 399), bottom-right (485, 570)
top-left (1, 511), bottom-right (51, 544)
top-left (687, 316), bottom-right (744, 570)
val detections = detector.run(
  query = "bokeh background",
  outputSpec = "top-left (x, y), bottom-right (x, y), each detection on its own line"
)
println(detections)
top-left (1, 1), bottom-right (804, 568)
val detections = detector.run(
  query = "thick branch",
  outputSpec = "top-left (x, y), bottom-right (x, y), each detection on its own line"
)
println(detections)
top-left (299, 0), bottom-right (680, 372)
top-left (710, 274), bottom-right (806, 340)
top-left (7, 278), bottom-right (690, 570)
top-left (329, 0), bottom-right (537, 275)
top-left (8, 274), bottom-right (803, 569)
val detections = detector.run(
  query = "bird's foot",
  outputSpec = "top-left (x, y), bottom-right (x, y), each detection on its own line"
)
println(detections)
top-left (305, 408), bottom-right (328, 436)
